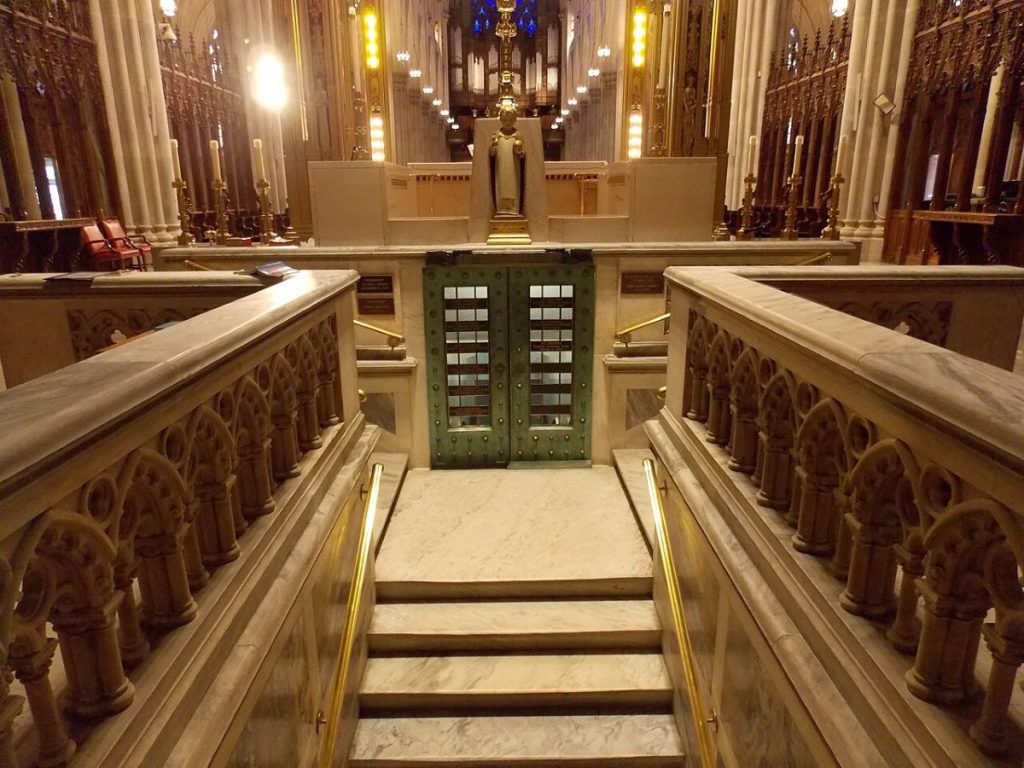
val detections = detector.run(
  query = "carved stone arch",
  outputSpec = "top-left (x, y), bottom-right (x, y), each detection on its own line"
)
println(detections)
top-left (705, 330), bottom-right (733, 445)
top-left (13, 513), bottom-right (131, 721)
top-left (684, 314), bottom-right (711, 421)
top-left (288, 334), bottom-right (324, 452)
top-left (792, 397), bottom-right (849, 555)
top-left (909, 500), bottom-right (1016, 708)
top-left (315, 321), bottom-right (342, 427)
top-left (728, 346), bottom-right (761, 473)
top-left (840, 439), bottom-right (925, 638)
top-left (755, 370), bottom-right (798, 511)
top-left (233, 375), bottom-right (276, 520)
top-left (118, 450), bottom-right (198, 631)
top-left (268, 353), bottom-right (301, 480)
top-left (186, 406), bottom-right (241, 568)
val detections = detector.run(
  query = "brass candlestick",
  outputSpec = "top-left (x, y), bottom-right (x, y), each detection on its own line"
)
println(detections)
top-left (821, 172), bottom-right (845, 240)
top-left (781, 174), bottom-right (803, 241)
top-left (211, 178), bottom-right (230, 245)
top-left (257, 179), bottom-right (274, 245)
top-left (737, 173), bottom-right (756, 241)
top-left (173, 178), bottom-right (194, 246)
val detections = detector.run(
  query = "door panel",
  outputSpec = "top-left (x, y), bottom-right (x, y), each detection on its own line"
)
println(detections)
top-left (424, 266), bottom-right (510, 468)
top-left (424, 262), bottom-right (594, 468)
top-left (508, 264), bottom-right (595, 463)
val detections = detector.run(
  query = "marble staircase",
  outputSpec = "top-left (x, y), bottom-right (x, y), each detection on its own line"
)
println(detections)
top-left (349, 593), bottom-right (685, 766)
top-left (348, 467), bottom-right (685, 766)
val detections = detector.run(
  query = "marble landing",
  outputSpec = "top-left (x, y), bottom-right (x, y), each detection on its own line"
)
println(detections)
top-left (349, 713), bottom-right (685, 767)
top-left (368, 599), bottom-right (662, 652)
top-left (375, 466), bottom-right (653, 599)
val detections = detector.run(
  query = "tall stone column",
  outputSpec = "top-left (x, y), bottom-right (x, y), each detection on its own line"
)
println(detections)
top-left (88, 0), bottom-right (179, 242)
top-left (0, 76), bottom-right (42, 219)
top-left (839, 0), bottom-right (918, 261)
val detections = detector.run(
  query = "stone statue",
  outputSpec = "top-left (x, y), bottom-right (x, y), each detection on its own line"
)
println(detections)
top-left (489, 102), bottom-right (526, 217)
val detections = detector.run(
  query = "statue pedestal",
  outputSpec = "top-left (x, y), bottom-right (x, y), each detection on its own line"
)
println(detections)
top-left (487, 216), bottom-right (532, 245)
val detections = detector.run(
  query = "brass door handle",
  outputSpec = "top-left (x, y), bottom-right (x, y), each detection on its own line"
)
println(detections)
top-left (705, 709), bottom-right (719, 734)
top-left (315, 709), bottom-right (327, 735)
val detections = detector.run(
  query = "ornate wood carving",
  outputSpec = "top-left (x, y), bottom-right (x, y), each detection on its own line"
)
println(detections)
top-left (740, 16), bottom-right (850, 238)
top-left (885, 0), bottom-right (1024, 266)
top-left (0, 0), bottom-right (119, 221)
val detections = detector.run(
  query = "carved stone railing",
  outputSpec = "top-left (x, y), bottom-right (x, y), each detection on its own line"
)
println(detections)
top-left (0, 271), bottom-right (370, 766)
top-left (651, 265), bottom-right (1024, 766)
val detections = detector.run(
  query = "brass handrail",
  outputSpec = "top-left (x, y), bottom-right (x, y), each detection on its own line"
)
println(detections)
top-left (615, 312), bottom-right (671, 344)
top-left (796, 251), bottom-right (833, 266)
top-left (354, 318), bottom-right (405, 348)
top-left (183, 259), bottom-right (215, 271)
top-left (643, 458), bottom-right (717, 767)
top-left (319, 461), bottom-right (385, 764)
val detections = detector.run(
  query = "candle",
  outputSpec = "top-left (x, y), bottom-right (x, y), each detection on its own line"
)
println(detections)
top-left (792, 135), bottom-right (804, 176)
top-left (253, 138), bottom-right (267, 181)
top-left (209, 140), bottom-right (222, 182)
top-left (835, 134), bottom-right (849, 176)
top-left (746, 135), bottom-right (758, 176)
top-left (169, 138), bottom-right (182, 180)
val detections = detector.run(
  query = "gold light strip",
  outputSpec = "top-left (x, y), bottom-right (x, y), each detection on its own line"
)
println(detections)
top-left (290, 0), bottom-right (309, 142)
top-left (319, 462), bottom-right (385, 764)
top-left (643, 458), bottom-right (717, 767)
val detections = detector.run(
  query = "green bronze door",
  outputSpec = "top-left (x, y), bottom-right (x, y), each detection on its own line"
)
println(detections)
top-left (424, 262), bottom-right (594, 469)
top-left (507, 263), bottom-right (595, 464)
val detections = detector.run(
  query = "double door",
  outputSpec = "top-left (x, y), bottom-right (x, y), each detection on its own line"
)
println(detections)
top-left (424, 263), bottom-right (595, 469)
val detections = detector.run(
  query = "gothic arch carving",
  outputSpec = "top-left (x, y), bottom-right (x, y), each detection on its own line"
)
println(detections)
top-left (792, 397), bottom-right (850, 554)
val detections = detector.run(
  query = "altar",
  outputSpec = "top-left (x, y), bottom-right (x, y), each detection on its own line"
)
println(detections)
top-left (308, 155), bottom-right (718, 246)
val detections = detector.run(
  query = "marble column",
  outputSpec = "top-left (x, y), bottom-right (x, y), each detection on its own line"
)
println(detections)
top-left (88, 0), bottom-right (179, 242)
top-left (0, 76), bottom-right (42, 219)
top-left (840, 0), bottom-right (918, 260)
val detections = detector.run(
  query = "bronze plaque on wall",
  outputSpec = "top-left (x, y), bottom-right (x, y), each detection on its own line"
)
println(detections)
top-left (357, 296), bottom-right (396, 315)
top-left (357, 275), bottom-right (394, 294)
top-left (621, 272), bottom-right (665, 294)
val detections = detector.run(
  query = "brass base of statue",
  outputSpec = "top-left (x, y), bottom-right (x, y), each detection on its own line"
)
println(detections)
top-left (487, 216), bottom-right (532, 245)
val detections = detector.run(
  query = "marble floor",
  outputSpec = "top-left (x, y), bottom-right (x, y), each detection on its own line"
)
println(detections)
top-left (375, 466), bottom-right (653, 598)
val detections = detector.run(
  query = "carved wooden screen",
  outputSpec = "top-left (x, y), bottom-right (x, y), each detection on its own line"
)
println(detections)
top-left (0, 0), bottom-right (119, 221)
top-left (885, 0), bottom-right (1024, 266)
top-left (159, 33), bottom-right (256, 239)
top-left (753, 17), bottom-right (849, 237)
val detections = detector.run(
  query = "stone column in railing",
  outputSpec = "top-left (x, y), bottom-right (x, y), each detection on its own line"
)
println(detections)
top-left (754, 372), bottom-right (796, 511)
top-left (704, 332), bottom-right (733, 445)
top-left (316, 322), bottom-right (343, 427)
top-left (267, 356), bottom-right (302, 480)
top-left (684, 314), bottom-right (710, 422)
top-left (234, 377), bottom-right (276, 521)
top-left (290, 337), bottom-right (324, 452)
top-left (187, 407), bottom-right (242, 568)
top-left (727, 349), bottom-right (761, 474)
top-left (971, 622), bottom-right (1024, 755)
top-left (792, 399), bottom-right (846, 555)
top-left (124, 451), bottom-right (199, 629)
top-left (114, 559), bottom-right (150, 667)
top-left (9, 629), bottom-right (75, 767)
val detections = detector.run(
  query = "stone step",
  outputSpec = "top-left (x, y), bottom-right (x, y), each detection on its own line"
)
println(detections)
top-left (349, 714), bottom-right (686, 767)
top-left (359, 653), bottom-right (672, 713)
top-left (368, 600), bottom-right (662, 653)
top-left (375, 576), bottom-right (653, 602)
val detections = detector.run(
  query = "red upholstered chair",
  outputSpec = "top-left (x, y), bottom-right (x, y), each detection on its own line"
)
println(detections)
top-left (99, 218), bottom-right (149, 270)
top-left (80, 225), bottom-right (137, 271)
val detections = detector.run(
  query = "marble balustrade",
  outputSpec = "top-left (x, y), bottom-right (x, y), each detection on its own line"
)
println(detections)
top-left (0, 271), bottom-right (374, 767)
top-left (651, 264), bottom-right (1024, 765)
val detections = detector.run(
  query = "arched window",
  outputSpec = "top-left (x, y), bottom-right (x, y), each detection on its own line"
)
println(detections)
top-left (472, 0), bottom-right (539, 38)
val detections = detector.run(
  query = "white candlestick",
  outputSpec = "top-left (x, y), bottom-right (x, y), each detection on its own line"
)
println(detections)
top-left (253, 138), bottom-right (267, 181)
top-left (169, 138), bottom-right (182, 181)
top-left (835, 134), bottom-right (848, 176)
top-left (792, 135), bottom-right (804, 176)
top-left (209, 140), bottom-right (222, 183)
top-left (746, 135), bottom-right (758, 176)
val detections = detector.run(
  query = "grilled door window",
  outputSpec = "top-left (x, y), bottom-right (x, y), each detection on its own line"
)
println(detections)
top-left (529, 284), bottom-right (574, 426)
top-left (445, 286), bottom-right (491, 428)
